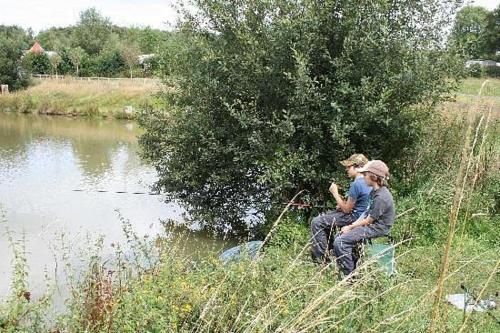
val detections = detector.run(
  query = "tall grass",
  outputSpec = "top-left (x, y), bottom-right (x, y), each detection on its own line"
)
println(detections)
top-left (430, 80), bottom-right (499, 332)
top-left (1, 217), bottom-right (498, 331)
top-left (0, 78), bottom-right (162, 118)
top-left (0, 217), bottom-right (52, 332)
top-left (45, 228), bottom-right (498, 332)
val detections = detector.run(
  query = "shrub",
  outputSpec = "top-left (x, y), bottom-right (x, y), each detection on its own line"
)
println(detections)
top-left (96, 48), bottom-right (126, 77)
top-left (467, 63), bottom-right (483, 77)
top-left (484, 65), bottom-right (500, 77)
top-left (21, 52), bottom-right (51, 75)
top-left (56, 47), bottom-right (78, 75)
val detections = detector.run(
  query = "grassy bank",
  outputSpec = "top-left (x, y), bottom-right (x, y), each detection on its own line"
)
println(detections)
top-left (1, 80), bottom-right (499, 332)
top-left (0, 77), bottom-right (161, 119)
top-left (457, 77), bottom-right (500, 97)
top-left (454, 78), bottom-right (500, 112)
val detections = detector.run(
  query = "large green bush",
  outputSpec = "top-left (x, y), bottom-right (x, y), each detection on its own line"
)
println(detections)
top-left (0, 25), bottom-right (31, 90)
top-left (95, 48), bottom-right (126, 77)
top-left (55, 47), bottom-right (78, 75)
top-left (20, 52), bottom-right (51, 75)
top-left (139, 0), bottom-right (465, 234)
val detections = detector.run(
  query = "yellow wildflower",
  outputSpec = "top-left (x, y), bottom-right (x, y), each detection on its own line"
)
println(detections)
top-left (181, 303), bottom-right (192, 313)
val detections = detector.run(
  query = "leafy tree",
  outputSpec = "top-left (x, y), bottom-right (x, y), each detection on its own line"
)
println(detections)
top-left (138, 27), bottom-right (165, 54)
top-left (56, 48), bottom-right (77, 75)
top-left (68, 47), bottom-right (86, 76)
top-left (484, 5), bottom-right (500, 59)
top-left (139, 0), bottom-right (465, 234)
top-left (49, 54), bottom-right (62, 76)
top-left (0, 25), bottom-right (30, 90)
top-left (36, 27), bottom-right (75, 51)
top-left (156, 32), bottom-right (184, 77)
top-left (122, 42), bottom-right (140, 78)
top-left (0, 25), bottom-right (32, 49)
top-left (74, 8), bottom-right (112, 55)
top-left (95, 47), bottom-right (125, 77)
top-left (450, 6), bottom-right (490, 58)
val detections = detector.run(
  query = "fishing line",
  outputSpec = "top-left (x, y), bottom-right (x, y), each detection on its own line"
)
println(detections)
top-left (72, 189), bottom-right (161, 196)
top-left (71, 189), bottom-right (327, 208)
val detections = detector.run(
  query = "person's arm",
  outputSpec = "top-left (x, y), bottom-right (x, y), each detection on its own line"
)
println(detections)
top-left (329, 182), bottom-right (355, 214)
top-left (342, 195), bottom-right (387, 234)
top-left (340, 215), bottom-right (374, 234)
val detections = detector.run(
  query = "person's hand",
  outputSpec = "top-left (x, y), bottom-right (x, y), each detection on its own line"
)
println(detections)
top-left (340, 225), bottom-right (353, 234)
top-left (329, 182), bottom-right (339, 195)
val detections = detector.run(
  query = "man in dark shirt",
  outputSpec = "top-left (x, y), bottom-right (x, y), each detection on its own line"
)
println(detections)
top-left (310, 154), bottom-right (371, 263)
top-left (332, 160), bottom-right (396, 277)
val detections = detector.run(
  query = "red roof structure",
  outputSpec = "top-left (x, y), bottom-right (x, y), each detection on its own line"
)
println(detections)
top-left (29, 42), bottom-right (44, 53)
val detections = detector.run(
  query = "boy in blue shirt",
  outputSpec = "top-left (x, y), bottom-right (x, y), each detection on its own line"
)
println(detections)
top-left (310, 154), bottom-right (371, 263)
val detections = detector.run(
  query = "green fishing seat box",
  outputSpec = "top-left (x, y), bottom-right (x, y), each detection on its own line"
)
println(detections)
top-left (363, 237), bottom-right (396, 276)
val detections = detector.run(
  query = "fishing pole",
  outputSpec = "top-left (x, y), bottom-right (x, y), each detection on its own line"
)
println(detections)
top-left (72, 189), bottom-right (161, 196)
top-left (71, 189), bottom-right (328, 209)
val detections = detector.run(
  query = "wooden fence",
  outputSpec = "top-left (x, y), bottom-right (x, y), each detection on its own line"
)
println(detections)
top-left (31, 74), bottom-right (160, 85)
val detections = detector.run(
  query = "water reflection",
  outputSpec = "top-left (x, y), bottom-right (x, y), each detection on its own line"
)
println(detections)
top-left (0, 113), bottom-right (211, 302)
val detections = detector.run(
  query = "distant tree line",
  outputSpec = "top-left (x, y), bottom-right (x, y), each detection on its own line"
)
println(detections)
top-left (450, 5), bottom-right (500, 77)
top-left (1, 7), bottom-right (177, 89)
top-left (2, 4), bottom-right (499, 93)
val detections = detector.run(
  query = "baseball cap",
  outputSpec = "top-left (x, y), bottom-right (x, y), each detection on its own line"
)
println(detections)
top-left (340, 153), bottom-right (369, 167)
top-left (356, 160), bottom-right (390, 179)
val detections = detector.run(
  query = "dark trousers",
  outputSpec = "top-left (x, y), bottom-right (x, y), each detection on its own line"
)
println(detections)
top-left (332, 226), bottom-right (385, 276)
top-left (310, 211), bottom-right (354, 260)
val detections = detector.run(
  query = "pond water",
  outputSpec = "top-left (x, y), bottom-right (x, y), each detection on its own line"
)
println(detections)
top-left (0, 113), bottom-right (230, 302)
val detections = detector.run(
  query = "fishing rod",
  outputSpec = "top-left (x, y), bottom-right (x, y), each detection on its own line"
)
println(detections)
top-left (72, 189), bottom-right (161, 196)
top-left (72, 176), bottom-right (350, 209)
top-left (72, 188), bottom-right (426, 219)
top-left (71, 189), bottom-right (328, 209)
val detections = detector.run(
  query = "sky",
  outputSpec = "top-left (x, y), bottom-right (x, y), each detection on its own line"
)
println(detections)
top-left (0, 0), bottom-right (180, 32)
top-left (0, 0), bottom-right (499, 33)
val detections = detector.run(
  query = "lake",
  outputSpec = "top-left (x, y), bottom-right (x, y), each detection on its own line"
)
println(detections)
top-left (0, 113), bottom-right (230, 303)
